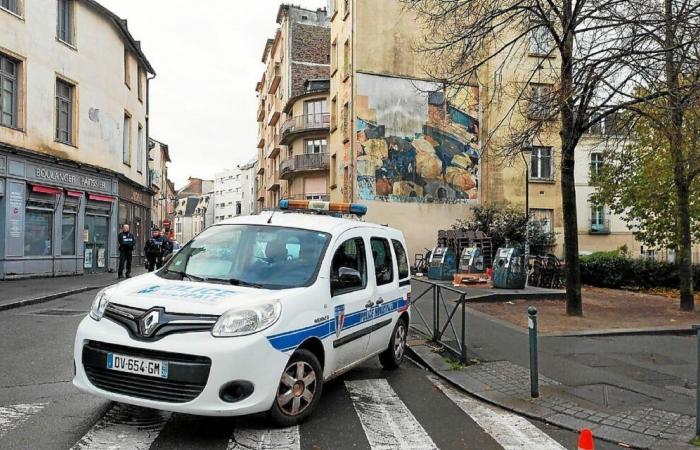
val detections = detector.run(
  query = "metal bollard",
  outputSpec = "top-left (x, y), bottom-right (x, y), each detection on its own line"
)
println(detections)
top-left (693, 325), bottom-right (700, 439)
top-left (528, 306), bottom-right (539, 398)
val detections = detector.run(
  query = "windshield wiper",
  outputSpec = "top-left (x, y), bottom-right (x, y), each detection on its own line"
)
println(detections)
top-left (163, 269), bottom-right (205, 282)
top-left (225, 278), bottom-right (265, 288)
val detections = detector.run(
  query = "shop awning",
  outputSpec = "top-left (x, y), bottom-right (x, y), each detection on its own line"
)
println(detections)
top-left (66, 190), bottom-right (84, 198)
top-left (88, 193), bottom-right (115, 202)
top-left (31, 184), bottom-right (61, 195)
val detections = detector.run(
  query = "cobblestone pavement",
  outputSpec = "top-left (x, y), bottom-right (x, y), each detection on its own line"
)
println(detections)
top-left (410, 343), bottom-right (695, 449)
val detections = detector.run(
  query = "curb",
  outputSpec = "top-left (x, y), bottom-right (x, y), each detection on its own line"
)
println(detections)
top-left (546, 326), bottom-right (696, 337)
top-left (0, 285), bottom-right (107, 312)
top-left (406, 344), bottom-right (654, 450)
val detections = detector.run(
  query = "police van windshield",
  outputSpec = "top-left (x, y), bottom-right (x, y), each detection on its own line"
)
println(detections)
top-left (159, 224), bottom-right (330, 289)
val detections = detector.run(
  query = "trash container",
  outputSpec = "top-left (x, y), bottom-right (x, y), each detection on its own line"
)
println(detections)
top-left (492, 247), bottom-right (527, 289)
top-left (428, 246), bottom-right (457, 281)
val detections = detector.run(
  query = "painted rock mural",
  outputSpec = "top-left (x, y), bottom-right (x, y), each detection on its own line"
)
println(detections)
top-left (355, 73), bottom-right (480, 203)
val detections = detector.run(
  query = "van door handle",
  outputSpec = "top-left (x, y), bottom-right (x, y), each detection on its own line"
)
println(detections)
top-left (375, 298), bottom-right (384, 305)
top-left (365, 301), bottom-right (375, 308)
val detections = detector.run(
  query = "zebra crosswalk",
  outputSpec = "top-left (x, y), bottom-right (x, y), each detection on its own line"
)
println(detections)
top-left (0, 369), bottom-right (575, 450)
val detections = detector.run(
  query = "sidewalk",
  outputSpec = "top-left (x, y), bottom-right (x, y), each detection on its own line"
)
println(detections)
top-left (0, 268), bottom-right (146, 311)
top-left (407, 292), bottom-right (699, 449)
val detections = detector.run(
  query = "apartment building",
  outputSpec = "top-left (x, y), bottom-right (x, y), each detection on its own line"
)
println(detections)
top-left (239, 159), bottom-right (258, 216)
top-left (213, 168), bottom-right (242, 222)
top-left (255, 5), bottom-right (331, 210)
top-left (148, 138), bottom-right (173, 231)
top-left (0, 0), bottom-right (155, 278)
top-left (192, 191), bottom-right (214, 236)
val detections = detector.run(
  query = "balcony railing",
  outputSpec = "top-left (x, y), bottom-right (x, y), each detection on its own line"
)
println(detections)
top-left (280, 113), bottom-right (330, 144)
top-left (284, 193), bottom-right (331, 201)
top-left (590, 219), bottom-right (611, 234)
top-left (280, 153), bottom-right (329, 179)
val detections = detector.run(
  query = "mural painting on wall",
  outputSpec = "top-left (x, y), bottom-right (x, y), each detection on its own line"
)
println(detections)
top-left (355, 73), bottom-right (480, 203)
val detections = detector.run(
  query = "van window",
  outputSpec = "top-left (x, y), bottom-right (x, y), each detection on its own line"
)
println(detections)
top-left (392, 239), bottom-right (410, 280)
top-left (371, 237), bottom-right (394, 286)
top-left (331, 237), bottom-right (367, 295)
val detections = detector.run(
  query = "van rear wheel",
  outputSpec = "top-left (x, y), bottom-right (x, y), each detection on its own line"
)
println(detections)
top-left (379, 318), bottom-right (407, 369)
top-left (269, 349), bottom-right (323, 427)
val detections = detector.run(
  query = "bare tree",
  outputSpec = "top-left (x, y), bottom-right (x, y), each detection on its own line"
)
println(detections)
top-left (402, 0), bottom-right (697, 315)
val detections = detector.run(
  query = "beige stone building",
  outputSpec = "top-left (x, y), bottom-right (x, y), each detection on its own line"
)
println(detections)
top-left (256, 5), bottom-right (331, 210)
top-left (0, 0), bottom-right (155, 278)
top-left (148, 138), bottom-right (173, 231)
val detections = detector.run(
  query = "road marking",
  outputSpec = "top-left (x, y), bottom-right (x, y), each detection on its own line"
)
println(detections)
top-left (227, 420), bottom-right (300, 450)
top-left (71, 403), bottom-right (170, 450)
top-left (429, 375), bottom-right (567, 450)
top-left (345, 379), bottom-right (438, 450)
top-left (0, 402), bottom-right (47, 439)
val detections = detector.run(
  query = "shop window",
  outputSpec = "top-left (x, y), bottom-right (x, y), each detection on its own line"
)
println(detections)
top-left (25, 194), bottom-right (54, 256)
top-left (61, 213), bottom-right (76, 255)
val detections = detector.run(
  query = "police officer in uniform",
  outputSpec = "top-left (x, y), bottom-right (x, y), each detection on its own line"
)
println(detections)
top-left (117, 224), bottom-right (135, 278)
top-left (145, 228), bottom-right (167, 272)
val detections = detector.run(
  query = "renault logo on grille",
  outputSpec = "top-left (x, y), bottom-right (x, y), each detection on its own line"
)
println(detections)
top-left (139, 309), bottom-right (161, 337)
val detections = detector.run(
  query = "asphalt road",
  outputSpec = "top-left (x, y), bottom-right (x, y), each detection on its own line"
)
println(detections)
top-left (0, 291), bottom-right (623, 450)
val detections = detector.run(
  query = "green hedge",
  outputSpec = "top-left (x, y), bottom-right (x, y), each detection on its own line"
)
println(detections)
top-left (580, 251), bottom-right (700, 290)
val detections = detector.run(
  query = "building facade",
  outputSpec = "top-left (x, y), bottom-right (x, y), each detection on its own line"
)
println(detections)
top-left (256, 5), bottom-right (331, 211)
top-left (0, 0), bottom-right (154, 278)
top-left (173, 196), bottom-right (198, 245)
top-left (148, 138), bottom-right (173, 232)
top-left (192, 191), bottom-right (214, 236)
top-left (213, 168), bottom-right (242, 222)
top-left (239, 159), bottom-right (258, 216)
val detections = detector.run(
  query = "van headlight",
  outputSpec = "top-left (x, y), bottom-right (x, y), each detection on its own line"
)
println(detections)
top-left (212, 301), bottom-right (282, 337)
top-left (89, 289), bottom-right (111, 321)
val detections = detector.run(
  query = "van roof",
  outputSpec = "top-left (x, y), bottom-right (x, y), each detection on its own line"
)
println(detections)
top-left (218, 212), bottom-right (404, 239)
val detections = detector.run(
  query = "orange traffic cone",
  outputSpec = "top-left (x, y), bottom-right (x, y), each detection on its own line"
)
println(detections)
top-left (578, 428), bottom-right (594, 450)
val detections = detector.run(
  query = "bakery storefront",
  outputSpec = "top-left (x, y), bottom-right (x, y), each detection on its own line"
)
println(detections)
top-left (117, 178), bottom-right (153, 267)
top-left (0, 149), bottom-right (119, 279)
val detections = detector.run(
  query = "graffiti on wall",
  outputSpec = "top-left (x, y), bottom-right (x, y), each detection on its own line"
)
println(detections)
top-left (355, 73), bottom-right (480, 203)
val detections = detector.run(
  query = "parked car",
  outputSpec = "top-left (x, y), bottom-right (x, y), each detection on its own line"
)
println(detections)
top-left (73, 201), bottom-right (412, 425)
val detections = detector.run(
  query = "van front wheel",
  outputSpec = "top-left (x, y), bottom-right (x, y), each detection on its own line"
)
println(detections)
top-left (379, 318), bottom-right (407, 369)
top-left (269, 349), bottom-right (323, 426)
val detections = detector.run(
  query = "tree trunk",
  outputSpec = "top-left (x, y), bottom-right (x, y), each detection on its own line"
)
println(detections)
top-left (560, 0), bottom-right (583, 316)
top-left (663, 0), bottom-right (694, 310)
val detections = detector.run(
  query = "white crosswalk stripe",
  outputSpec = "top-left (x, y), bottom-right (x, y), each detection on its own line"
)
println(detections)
top-left (429, 374), bottom-right (567, 450)
top-left (70, 403), bottom-right (170, 450)
top-left (345, 379), bottom-right (439, 450)
top-left (227, 420), bottom-right (300, 450)
top-left (0, 402), bottom-right (47, 439)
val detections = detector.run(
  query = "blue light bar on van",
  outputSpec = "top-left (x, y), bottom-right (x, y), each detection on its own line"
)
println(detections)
top-left (279, 199), bottom-right (367, 216)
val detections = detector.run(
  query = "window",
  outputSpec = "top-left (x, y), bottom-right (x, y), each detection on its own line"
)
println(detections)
top-left (330, 154), bottom-right (337, 187)
top-left (61, 213), bottom-right (76, 255)
top-left (331, 237), bottom-right (367, 295)
top-left (137, 67), bottom-right (144, 101)
top-left (305, 139), bottom-right (327, 154)
top-left (25, 195), bottom-right (54, 257)
top-left (371, 238), bottom-right (394, 286)
top-left (331, 39), bottom-right (338, 75)
top-left (304, 99), bottom-right (328, 127)
top-left (530, 208), bottom-right (553, 233)
top-left (528, 25), bottom-right (552, 56)
top-left (590, 203), bottom-right (608, 233)
top-left (528, 84), bottom-right (552, 120)
top-left (57, 0), bottom-right (74, 45)
top-left (530, 146), bottom-right (552, 180)
top-left (590, 153), bottom-right (603, 178)
top-left (137, 123), bottom-right (144, 173)
top-left (392, 240), bottom-right (409, 280)
top-left (124, 49), bottom-right (131, 88)
top-left (343, 39), bottom-right (351, 79)
top-left (1, 0), bottom-right (19, 15)
top-left (55, 79), bottom-right (74, 144)
top-left (122, 113), bottom-right (131, 165)
top-left (331, 96), bottom-right (338, 131)
top-left (0, 53), bottom-right (18, 128)
top-left (342, 102), bottom-right (350, 142)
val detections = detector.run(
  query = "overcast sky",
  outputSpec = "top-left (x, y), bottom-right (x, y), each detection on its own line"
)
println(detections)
top-left (98, 0), bottom-right (327, 188)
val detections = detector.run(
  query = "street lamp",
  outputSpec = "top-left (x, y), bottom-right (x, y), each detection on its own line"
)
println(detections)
top-left (521, 146), bottom-right (532, 287)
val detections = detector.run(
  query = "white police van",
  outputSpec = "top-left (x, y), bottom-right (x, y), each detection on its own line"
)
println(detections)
top-left (73, 201), bottom-right (411, 425)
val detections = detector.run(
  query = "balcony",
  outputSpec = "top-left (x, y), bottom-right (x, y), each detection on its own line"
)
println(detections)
top-left (280, 113), bottom-right (331, 145)
top-left (257, 165), bottom-right (265, 176)
top-left (267, 111), bottom-right (280, 127)
top-left (284, 193), bottom-right (331, 201)
top-left (256, 187), bottom-right (265, 202)
top-left (257, 101), bottom-right (265, 122)
top-left (267, 170), bottom-right (280, 192)
top-left (589, 219), bottom-right (611, 235)
top-left (280, 153), bottom-right (329, 180)
top-left (268, 64), bottom-right (281, 95)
